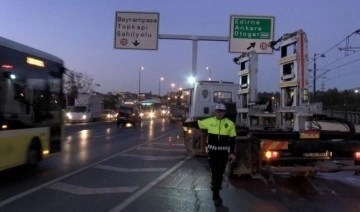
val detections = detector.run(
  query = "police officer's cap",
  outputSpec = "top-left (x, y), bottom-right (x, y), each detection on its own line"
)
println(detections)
top-left (215, 103), bottom-right (227, 111)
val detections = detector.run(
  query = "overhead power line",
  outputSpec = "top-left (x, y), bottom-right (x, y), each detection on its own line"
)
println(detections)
top-left (317, 57), bottom-right (360, 79)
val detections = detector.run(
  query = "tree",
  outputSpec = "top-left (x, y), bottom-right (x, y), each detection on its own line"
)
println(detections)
top-left (64, 70), bottom-right (94, 106)
top-left (103, 92), bottom-right (120, 109)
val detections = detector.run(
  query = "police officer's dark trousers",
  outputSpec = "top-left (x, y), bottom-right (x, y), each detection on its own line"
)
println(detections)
top-left (208, 150), bottom-right (228, 191)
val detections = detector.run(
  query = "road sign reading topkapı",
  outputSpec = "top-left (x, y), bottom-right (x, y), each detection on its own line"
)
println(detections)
top-left (229, 15), bottom-right (275, 54)
top-left (114, 11), bottom-right (159, 50)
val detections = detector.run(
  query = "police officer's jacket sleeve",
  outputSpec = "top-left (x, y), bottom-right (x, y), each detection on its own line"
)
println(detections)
top-left (197, 118), bottom-right (209, 130)
top-left (228, 121), bottom-right (236, 154)
top-left (182, 120), bottom-right (199, 128)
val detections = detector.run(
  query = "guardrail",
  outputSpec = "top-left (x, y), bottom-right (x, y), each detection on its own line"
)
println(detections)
top-left (323, 110), bottom-right (360, 125)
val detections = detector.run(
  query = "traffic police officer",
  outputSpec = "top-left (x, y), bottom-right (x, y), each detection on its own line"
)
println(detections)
top-left (198, 103), bottom-right (236, 206)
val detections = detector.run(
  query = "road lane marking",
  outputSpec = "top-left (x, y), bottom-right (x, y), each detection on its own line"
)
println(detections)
top-left (109, 155), bottom-right (192, 212)
top-left (94, 164), bottom-right (167, 172)
top-left (306, 177), bottom-right (339, 196)
top-left (121, 153), bottom-right (185, 160)
top-left (48, 182), bottom-right (138, 194)
top-left (150, 143), bottom-right (184, 146)
top-left (136, 146), bottom-right (186, 152)
top-left (0, 129), bottom-right (176, 208)
top-left (346, 177), bottom-right (360, 187)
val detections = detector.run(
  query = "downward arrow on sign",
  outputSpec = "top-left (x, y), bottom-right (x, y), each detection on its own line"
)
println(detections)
top-left (133, 40), bottom-right (140, 46)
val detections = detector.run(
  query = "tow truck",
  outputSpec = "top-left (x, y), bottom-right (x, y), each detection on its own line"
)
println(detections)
top-left (183, 29), bottom-right (360, 179)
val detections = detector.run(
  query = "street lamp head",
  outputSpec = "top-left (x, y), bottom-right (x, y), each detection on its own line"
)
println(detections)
top-left (140, 66), bottom-right (144, 70)
top-left (187, 76), bottom-right (196, 85)
top-left (314, 53), bottom-right (326, 59)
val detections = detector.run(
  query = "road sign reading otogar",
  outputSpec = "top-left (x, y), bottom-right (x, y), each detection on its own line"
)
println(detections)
top-left (229, 15), bottom-right (275, 54)
top-left (114, 11), bottom-right (159, 50)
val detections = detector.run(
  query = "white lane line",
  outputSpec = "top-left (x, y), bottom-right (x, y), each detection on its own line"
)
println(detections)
top-left (136, 146), bottom-right (186, 152)
top-left (49, 182), bottom-right (138, 195)
top-left (94, 164), bottom-right (167, 172)
top-left (306, 177), bottom-right (339, 196)
top-left (0, 130), bottom-right (176, 208)
top-left (150, 143), bottom-right (184, 146)
top-left (346, 177), bottom-right (360, 187)
top-left (109, 155), bottom-right (192, 212)
top-left (121, 153), bottom-right (185, 160)
top-left (306, 178), bottom-right (325, 195)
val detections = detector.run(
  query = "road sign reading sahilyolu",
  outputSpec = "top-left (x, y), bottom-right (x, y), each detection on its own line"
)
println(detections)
top-left (229, 15), bottom-right (275, 54)
top-left (114, 11), bottom-right (159, 50)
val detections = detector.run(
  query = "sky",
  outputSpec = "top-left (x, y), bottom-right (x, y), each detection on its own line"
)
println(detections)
top-left (1, 0), bottom-right (360, 95)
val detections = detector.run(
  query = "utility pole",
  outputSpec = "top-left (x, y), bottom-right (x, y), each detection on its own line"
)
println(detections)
top-left (312, 53), bottom-right (325, 102)
top-left (313, 54), bottom-right (316, 102)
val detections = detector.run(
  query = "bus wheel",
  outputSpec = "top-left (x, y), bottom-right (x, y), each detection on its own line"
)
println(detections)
top-left (27, 140), bottom-right (41, 168)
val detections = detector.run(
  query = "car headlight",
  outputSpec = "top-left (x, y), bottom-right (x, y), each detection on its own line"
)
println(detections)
top-left (149, 112), bottom-right (155, 118)
top-left (82, 115), bottom-right (87, 119)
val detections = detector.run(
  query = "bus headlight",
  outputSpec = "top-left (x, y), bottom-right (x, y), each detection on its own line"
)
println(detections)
top-left (149, 112), bottom-right (155, 119)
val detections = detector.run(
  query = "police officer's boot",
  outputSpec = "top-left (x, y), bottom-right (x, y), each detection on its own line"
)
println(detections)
top-left (212, 190), bottom-right (222, 206)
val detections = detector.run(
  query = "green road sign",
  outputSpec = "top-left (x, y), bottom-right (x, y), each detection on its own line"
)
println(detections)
top-left (229, 15), bottom-right (275, 54)
top-left (233, 18), bottom-right (272, 39)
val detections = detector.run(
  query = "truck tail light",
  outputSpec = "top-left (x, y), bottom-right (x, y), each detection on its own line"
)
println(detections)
top-left (265, 151), bottom-right (279, 159)
top-left (355, 152), bottom-right (360, 160)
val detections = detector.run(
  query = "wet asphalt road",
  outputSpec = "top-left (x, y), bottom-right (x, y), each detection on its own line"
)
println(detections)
top-left (0, 119), bottom-right (360, 212)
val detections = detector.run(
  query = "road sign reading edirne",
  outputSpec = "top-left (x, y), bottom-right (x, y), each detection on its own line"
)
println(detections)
top-left (229, 15), bottom-right (275, 54)
top-left (114, 11), bottom-right (159, 50)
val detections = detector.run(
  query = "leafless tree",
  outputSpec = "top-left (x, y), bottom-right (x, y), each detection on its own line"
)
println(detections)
top-left (64, 70), bottom-right (94, 106)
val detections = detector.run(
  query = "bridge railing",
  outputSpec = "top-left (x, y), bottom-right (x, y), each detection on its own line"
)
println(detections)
top-left (323, 110), bottom-right (360, 125)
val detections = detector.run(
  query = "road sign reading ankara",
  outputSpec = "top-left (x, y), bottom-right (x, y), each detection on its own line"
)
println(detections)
top-left (114, 11), bottom-right (159, 50)
top-left (229, 15), bottom-right (275, 54)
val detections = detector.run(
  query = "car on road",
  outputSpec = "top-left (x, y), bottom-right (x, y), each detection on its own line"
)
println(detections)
top-left (101, 109), bottom-right (117, 121)
top-left (116, 106), bottom-right (142, 127)
top-left (169, 104), bottom-right (188, 123)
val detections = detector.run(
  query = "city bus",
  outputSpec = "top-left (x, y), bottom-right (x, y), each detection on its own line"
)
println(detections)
top-left (0, 36), bottom-right (65, 171)
top-left (139, 99), bottom-right (162, 119)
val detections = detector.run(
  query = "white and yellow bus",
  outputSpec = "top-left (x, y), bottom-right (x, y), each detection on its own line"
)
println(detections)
top-left (0, 36), bottom-right (65, 171)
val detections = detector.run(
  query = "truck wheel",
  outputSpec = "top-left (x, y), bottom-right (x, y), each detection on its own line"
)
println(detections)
top-left (27, 139), bottom-right (41, 168)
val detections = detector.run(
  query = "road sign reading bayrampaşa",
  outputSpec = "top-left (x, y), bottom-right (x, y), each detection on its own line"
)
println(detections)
top-left (229, 15), bottom-right (275, 54)
top-left (114, 11), bottom-right (159, 50)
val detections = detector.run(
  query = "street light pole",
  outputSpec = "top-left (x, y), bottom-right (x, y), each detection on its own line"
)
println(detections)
top-left (313, 53), bottom-right (316, 102)
top-left (206, 66), bottom-right (212, 81)
top-left (159, 76), bottom-right (164, 97)
top-left (139, 66), bottom-right (144, 102)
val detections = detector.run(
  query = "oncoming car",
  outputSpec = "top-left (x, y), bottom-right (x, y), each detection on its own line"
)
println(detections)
top-left (116, 106), bottom-right (142, 127)
top-left (101, 109), bottom-right (116, 121)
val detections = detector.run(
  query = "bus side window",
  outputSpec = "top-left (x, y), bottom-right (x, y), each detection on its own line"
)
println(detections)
top-left (13, 83), bottom-right (26, 103)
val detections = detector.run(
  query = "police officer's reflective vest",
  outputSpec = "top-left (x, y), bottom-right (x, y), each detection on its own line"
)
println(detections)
top-left (198, 117), bottom-right (236, 152)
